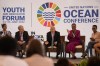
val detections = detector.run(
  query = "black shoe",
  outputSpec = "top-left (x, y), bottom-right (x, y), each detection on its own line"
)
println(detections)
top-left (81, 53), bottom-right (87, 58)
top-left (71, 56), bottom-right (77, 59)
top-left (56, 55), bottom-right (59, 59)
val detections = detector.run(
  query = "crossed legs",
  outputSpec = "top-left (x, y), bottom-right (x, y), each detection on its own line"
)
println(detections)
top-left (94, 43), bottom-right (100, 54)
top-left (82, 41), bottom-right (97, 57)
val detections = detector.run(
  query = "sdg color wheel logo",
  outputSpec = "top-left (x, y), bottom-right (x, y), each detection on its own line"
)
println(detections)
top-left (37, 2), bottom-right (61, 27)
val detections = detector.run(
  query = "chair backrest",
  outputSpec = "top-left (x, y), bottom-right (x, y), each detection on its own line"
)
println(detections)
top-left (80, 36), bottom-right (85, 48)
top-left (76, 36), bottom-right (85, 52)
top-left (60, 36), bottom-right (65, 44)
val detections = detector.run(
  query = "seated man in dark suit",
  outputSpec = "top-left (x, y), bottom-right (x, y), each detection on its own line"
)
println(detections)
top-left (44, 26), bottom-right (61, 58)
top-left (15, 25), bottom-right (29, 57)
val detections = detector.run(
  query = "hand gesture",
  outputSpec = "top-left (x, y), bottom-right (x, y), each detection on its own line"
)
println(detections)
top-left (45, 41), bottom-right (49, 45)
top-left (54, 41), bottom-right (57, 45)
top-left (67, 29), bottom-right (70, 34)
top-left (90, 38), bottom-right (95, 41)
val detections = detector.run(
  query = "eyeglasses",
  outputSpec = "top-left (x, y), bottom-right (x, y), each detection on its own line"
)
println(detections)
top-left (92, 28), bottom-right (96, 29)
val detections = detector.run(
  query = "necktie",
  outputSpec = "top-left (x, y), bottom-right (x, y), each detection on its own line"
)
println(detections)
top-left (51, 33), bottom-right (54, 48)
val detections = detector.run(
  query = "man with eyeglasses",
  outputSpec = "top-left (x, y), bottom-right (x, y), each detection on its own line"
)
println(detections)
top-left (82, 25), bottom-right (100, 57)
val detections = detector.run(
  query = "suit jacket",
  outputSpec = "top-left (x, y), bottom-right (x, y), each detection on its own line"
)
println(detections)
top-left (47, 31), bottom-right (60, 46)
top-left (15, 31), bottom-right (29, 43)
top-left (67, 30), bottom-right (80, 43)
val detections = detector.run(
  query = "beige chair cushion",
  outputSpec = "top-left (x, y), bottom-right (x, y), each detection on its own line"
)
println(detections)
top-left (48, 46), bottom-right (57, 48)
top-left (75, 45), bottom-right (82, 48)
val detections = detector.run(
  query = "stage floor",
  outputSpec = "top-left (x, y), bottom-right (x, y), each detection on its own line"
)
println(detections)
top-left (46, 52), bottom-right (87, 64)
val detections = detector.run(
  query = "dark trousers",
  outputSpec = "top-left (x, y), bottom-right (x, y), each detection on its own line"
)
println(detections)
top-left (86, 41), bottom-right (97, 56)
top-left (17, 43), bottom-right (26, 52)
top-left (44, 43), bottom-right (61, 56)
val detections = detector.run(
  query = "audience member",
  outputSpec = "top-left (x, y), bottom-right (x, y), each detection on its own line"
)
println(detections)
top-left (56, 58), bottom-right (69, 66)
top-left (66, 23), bottom-right (81, 59)
top-left (0, 36), bottom-right (28, 66)
top-left (24, 39), bottom-right (54, 66)
top-left (0, 24), bottom-right (11, 37)
top-left (82, 25), bottom-right (100, 57)
top-left (15, 25), bottom-right (29, 57)
top-left (87, 56), bottom-right (100, 66)
top-left (44, 26), bottom-right (61, 58)
top-left (56, 58), bottom-right (75, 66)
